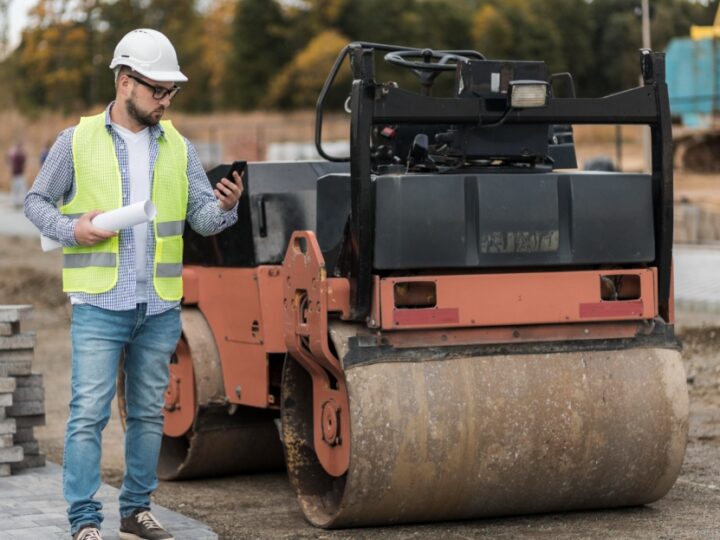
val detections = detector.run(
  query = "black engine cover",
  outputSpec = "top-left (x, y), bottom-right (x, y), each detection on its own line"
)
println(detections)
top-left (316, 171), bottom-right (655, 270)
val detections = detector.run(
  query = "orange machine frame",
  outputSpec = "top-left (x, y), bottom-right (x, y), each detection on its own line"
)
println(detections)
top-left (167, 231), bottom-right (667, 479)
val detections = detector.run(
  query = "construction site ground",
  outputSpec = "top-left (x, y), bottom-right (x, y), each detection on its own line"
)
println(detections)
top-left (2, 152), bottom-right (720, 537)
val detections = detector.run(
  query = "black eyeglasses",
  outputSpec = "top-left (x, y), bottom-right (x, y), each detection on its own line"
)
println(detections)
top-left (127, 74), bottom-right (180, 100)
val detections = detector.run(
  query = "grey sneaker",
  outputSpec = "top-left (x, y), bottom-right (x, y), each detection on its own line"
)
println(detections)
top-left (119, 509), bottom-right (174, 540)
top-left (73, 525), bottom-right (102, 540)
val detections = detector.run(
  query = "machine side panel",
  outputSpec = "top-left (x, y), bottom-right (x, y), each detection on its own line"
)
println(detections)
top-left (184, 266), bottom-right (273, 408)
top-left (184, 161), bottom-right (348, 267)
top-left (569, 173), bottom-right (655, 263)
top-left (373, 172), bottom-right (655, 269)
top-left (256, 266), bottom-right (288, 353)
top-left (379, 268), bottom-right (657, 331)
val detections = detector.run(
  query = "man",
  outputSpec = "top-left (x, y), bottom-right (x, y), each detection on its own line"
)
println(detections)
top-left (24, 29), bottom-right (243, 540)
top-left (8, 141), bottom-right (27, 209)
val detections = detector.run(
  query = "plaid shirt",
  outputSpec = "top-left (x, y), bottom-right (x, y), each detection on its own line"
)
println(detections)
top-left (24, 104), bottom-right (238, 315)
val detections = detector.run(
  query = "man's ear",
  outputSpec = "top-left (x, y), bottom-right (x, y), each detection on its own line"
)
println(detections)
top-left (117, 73), bottom-right (132, 95)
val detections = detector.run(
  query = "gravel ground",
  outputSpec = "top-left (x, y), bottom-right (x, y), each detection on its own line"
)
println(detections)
top-left (2, 234), bottom-right (719, 540)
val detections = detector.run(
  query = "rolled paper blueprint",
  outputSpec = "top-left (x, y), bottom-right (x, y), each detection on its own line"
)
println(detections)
top-left (40, 200), bottom-right (157, 252)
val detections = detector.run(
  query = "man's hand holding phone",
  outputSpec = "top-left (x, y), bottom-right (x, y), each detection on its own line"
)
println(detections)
top-left (215, 161), bottom-right (245, 211)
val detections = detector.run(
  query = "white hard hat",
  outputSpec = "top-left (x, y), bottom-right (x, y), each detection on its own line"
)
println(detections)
top-left (109, 28), bottom-right (188, 82)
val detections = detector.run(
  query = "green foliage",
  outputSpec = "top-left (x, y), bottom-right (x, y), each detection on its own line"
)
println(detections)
top-left (1, 0), bottom-right (719, 112)
top-left (12, 1), bottom-right (94, 114)
top-left (223, 0), bottom-right (294, 110)
top-left (263, 29), bottom-right (350, 109)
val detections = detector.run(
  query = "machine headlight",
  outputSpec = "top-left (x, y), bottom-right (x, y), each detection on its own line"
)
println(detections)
top-left (508, 80), bottom-right (549, 108)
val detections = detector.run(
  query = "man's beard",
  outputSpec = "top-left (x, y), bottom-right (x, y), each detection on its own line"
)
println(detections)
top-left (126, 93), bottom-right (164, 127)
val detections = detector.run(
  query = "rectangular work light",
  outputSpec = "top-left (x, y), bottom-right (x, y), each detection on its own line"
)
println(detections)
top-left (508, 80), bottom-right (550, 108)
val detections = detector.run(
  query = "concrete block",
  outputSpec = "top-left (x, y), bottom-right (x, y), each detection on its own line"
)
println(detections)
top-left (0, 434), bottom-right (13, 448)
top-left (0, 306), bottom-right (32, 323)
top-left (0, 446), bottom-right (23, 463)
top-left (18, 441), bottom-right (38, 455)
top-left (7, 401), bottom-right (44, 417)
top-left (12, 387), bottom-right (43, 403)
top-left (14, 415), bottom-right (45, 428)
top-left (0, 322), bottom-right (19, 336)
top-left (0, 350), bottom-right (34, 362)
top-left (0, 463), bottom-right (9, 476)
top-left (0, 418), bottom-right (16, 435)
top-left (0, 407), bottom-right (5, 419)
top-left (10, 453), bottom-right (44, 472)
top-left (13, 375), bottom-right (42, 388)
top-left (12, 427), bottom-right (34, 443)
top-left (0, 377), bottom-right (16, 393)
top-left (0, 393), bottom-right (12, 407)
top-left (0, 334), bottom-right (36, 351)
top-left (0, 362), bottom-right (31, 378)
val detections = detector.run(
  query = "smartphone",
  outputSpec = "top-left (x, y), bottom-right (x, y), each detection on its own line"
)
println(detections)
top-left (225, 160), bottom-right (247, 182)
top-left (208, 161), bottom-right (247, 204)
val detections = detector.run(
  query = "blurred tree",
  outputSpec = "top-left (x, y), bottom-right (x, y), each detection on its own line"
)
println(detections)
top-left (338, 0), bottom-right (418, 46)
top-left (263, 29), bottom-right (350, 109)
top-left (416, 0), bottom-right (474, 51)
top-left (200, 0), bottom-right (235, 110)
top-left (92, 0), bottom-right (147, 103)
top-left (224, 0), bottom-right (292, 109)
top-left (472, 0), bottom-right (562, 69)
top-left (12, 0), bottom-right (93, 113)
top-left (10, 0), bottom-right (214, 112)
top-left (142, 0), bottom-right (211, 111)
top-left (2, 0), bottom-right (720, 112)
top-left (471, 4), bottom-right (514, 58)
top-left (305, 0), bottom-right (347, 32)
top-left (531, 0), bottom-right (593, 95)
top-left (592, 5), bottom-right (639, 97)
top-left (586, 0), bottom-right (717, 97)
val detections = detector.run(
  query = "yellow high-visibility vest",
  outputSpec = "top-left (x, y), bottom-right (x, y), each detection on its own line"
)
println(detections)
top-left (61, 112), bottom-right (188, 301)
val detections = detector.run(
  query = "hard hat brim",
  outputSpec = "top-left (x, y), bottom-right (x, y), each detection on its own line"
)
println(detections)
top-left (132, 68), bottom-right (189, 83)
top-left (109, 60), bottom-right (188, 83)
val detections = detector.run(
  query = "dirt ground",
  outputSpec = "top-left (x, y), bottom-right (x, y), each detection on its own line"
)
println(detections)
top-left (1, 232), bottom-right (719, 539)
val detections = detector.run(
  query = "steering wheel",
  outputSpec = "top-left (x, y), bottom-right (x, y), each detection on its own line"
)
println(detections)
top-left (385, 49), bottom-right (471, 71)
top-left (384, 49), bottom-right (476, 92)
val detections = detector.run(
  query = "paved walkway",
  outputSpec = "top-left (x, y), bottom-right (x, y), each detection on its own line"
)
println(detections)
top-left (0, 463), bottom-right (217, 539)
top-left (674, 244), bottom-right (720, 313)
top-left (0, 192), bottom-right (37, 238)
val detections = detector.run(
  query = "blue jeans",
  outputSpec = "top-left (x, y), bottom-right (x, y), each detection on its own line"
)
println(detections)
top-left (64, 303), bottom-right (181, 534)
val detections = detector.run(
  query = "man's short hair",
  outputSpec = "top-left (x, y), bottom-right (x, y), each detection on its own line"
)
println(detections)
top-left (113, 65), bottom-right (131, 87)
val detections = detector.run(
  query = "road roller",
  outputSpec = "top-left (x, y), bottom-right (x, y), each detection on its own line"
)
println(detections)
top-left (118, 42), bottom-right (688, 527)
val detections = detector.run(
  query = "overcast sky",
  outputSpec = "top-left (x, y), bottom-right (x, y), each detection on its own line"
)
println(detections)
top-left (8, 0), bottom-right (31, 49)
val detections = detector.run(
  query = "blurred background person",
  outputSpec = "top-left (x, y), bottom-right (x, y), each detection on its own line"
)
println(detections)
top-left (7, 141), bottom-right (27, 209)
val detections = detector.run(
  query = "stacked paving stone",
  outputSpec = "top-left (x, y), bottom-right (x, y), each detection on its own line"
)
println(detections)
top-left (0, 305), bottom-right (46, 475)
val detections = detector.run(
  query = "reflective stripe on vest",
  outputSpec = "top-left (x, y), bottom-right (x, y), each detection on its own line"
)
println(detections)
top-left (64, 253), bottom-right (117, 268)
top-left (156, 263), bottom-right (183, 278)
top-left (61, 112), bottom-right (188, 300)
top-left (156, 220), bottom-right (185, 237)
